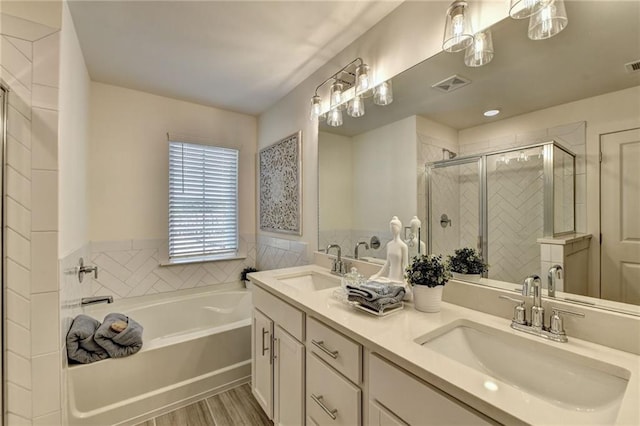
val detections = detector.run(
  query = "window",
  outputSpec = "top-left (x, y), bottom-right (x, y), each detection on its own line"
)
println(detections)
top-left (168, 141), bottom-right (239, 262)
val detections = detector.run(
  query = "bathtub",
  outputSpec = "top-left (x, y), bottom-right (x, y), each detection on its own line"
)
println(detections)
top-left (67, 288), bottom-right (252, 426)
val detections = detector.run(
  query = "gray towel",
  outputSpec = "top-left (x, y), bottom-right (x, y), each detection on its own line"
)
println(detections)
top-left (94, 313), bottom-right (144, 358)
top-left (66, 315), bottom-right (109, 364)
top-left (346, 283), bottom-right (405, 302)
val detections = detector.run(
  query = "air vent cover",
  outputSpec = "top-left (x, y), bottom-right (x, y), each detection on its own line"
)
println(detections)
top-left (432, 74), bottom-right (471, 93)
top-left (625, 60), bottom-right (640, 73)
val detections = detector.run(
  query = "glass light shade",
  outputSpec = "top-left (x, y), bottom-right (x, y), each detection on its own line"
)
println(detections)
top-left (528, 0), bottom-right (568, 40)
top-left (329, 80), bottom-right (344, 109)
top-left (347, 95), bottom-right (365, 118)
top-left (374, 80), bottom-right (393, 105)
top-left (509, 0), bottom-right (551, 19)
top-left (355, 63), bottom-right (370, 94)
top-left (464, 30), bottom-right (494, 67)
top-left (443, 1), bottom-right (474, 52)
top-left (326, 108), bottom-right (343, 127)
top-left (309, 95), bottom-right (322, 120)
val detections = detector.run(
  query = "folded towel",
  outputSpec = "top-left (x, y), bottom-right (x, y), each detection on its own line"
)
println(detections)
top-left (94, 313), bottom-right (143, 358)
top-left (346, 283), bottom-right (405, 302)
top-left (348, 294), bottom-right (404, 313)
top-left (66, 315), bottom-right (109, 364)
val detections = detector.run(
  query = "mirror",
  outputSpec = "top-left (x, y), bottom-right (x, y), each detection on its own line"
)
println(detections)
top-left (318, 1), bottom-right (640, 311)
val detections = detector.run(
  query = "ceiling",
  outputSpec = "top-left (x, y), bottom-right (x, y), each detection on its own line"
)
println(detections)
top-left (321, 1), bottom-right (640, 136)
top-left (67, 1), bottom-right (402, 116)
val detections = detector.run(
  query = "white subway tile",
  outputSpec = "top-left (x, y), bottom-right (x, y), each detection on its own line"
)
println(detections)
top-left (7, 135), bottom-right (31, 177)
top-left (7, 289), bottom-right (30, 329)
top-left (5, 35), bottom-right (32, 60)
top-left (33, 32), bottom-right (59, 87)
top-left (2, 36), bottom-right (32, 88)
top-left (7, 320), bottom-right (31, 358)
top-left (31, 171), bottom-right (58, 231)
top-left (31, 231), bottom-right (58, 293)
top-left (7, 351), bottom-right (31, 389)
top-left (34, 411), bottom-right (61, 426)
top-left (7, 228), bottom-right (31, 269)
top-left (7, 383), bottom-right (32, 419)
top-left (550, 245), bottom-right (564, 262)
top-left (7, 413), bottom-right (32, 426)
top-left (93, 269), bottom-right (131, 298)
top-left (31, 108), bottom-right (58, 170)
top-left (32, 84), bottom-right (58, 110)
top-left (7, 258), bottom-right (31, 299)
top-left (7, 197), bottom-right (31, 240)
top-left (4, 71), bottom-right (32, 119)
top-left (540, 244), bottom-right (551, 262)
top-left (32, 352), bottom-right (61, 417)
top-left (7, 166), bottom-right (31, 209)
top-left (31, 292), bottom-right (59, 356)
top-left (7, 104), bottom-right (31, 148)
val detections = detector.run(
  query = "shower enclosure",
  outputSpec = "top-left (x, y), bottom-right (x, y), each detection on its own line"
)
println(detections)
top-left (427, 141), bottom-right (575, 283)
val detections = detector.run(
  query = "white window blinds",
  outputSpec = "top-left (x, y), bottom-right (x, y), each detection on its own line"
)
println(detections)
top-left (169, 141), bottom-right (239, 261)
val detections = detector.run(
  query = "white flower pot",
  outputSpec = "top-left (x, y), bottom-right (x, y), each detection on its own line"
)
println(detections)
top-left (412, 285), bottom-right (443, 313)
top-left (452, 272), bottom-right (482, 283)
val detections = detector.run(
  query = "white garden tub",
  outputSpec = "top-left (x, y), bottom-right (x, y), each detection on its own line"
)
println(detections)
top-left (67, 288), bottom-right (252, 426)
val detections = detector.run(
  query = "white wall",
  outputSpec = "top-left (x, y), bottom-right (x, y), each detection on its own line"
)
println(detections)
top-left (59, 0), bottom-right (90, 257)
top-left (89, 82), bottom-right (257, 241)
top-left (257, 1), bottom-right (507, 263)
top-left (318, 131), bottom-right (352, 230)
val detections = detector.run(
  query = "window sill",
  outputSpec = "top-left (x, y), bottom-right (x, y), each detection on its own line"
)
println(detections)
top-left (159, 254), bottom-right (246, 267)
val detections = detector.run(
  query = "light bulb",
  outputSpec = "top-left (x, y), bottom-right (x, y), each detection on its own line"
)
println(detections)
top-left (465, 30), bottom-right (494, 67)
top-left (326, 108), bottom-right (343, 127)
top-left (330, 80), bottom-right (344, 109)
top-left (509, 0), bottom-right (551, 19)
top-left (348, 95), bottom-right (365, 118)
top-left (528, 0), bottom-right (567, 40)
top-left (355, 63), bottom-right (370, 94)
top-left (374, 80), bottom-right (393, 106)
top-left (443, 1), bottom-right (474, 52)
top-left (309, 95), bottom-right (322, 121)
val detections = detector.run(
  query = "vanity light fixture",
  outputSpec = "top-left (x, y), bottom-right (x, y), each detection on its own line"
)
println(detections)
top-left (308, 57), bottom-right (389, 125)
top-left (464, 29), bottom-right (494, 67)
top-left (483, 108), bottom-right (500, 117)
top-left (443, 1), bottom-right (474, 53)
top-left (373, 80), bottom-right (393, 106)
top-left (528, 0), bottom-right (568, 40)
top-left (509, 0), bottom-right (551, 19)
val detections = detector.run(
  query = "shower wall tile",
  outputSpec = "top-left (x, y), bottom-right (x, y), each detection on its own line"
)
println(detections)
top-left (1, 36), bottom-right (32, 88)
top-left (31, 292), bottom-right (59, 356)
top-left (7, 227), bottom-right (31, 269)
top-left (256, 235), bottom-right (308, 271)
top-left (32, 32), bottom-right (59, 87)
top-left (89, 236), bottom-right (257, 300)
top-left (7, 104), bottom-right (31, 147)
top-left (31, 170), bottom-right (58, 231)
top-left (30, 231), bottom-right (58, 293)
top-left (7, 258), bottom-right (31, 299)
top-left (31, 108), bottom-right (58, 170)
top-left (7, 135), bottom-right (31, 177)
top-left (7, 196), bottom-right (31, 239)
top-left (7, 383), bottom-right (32, 419)
top-left (0, 66), bottom-right (32, 119)
top-left (7, 320), bottom-right (31, 359)
top-left (5, 35), bottom-right (33, 60)
top-left (33, 411), bottom-right (61, 426)
top-left (31, 352), bottom-right (61, 417)
top-left (7, 290), bottom-right (30, 329)
top-left (32, 84), bottom-right (58, 110)
top-left (7, 165), bottom-right (32, 209)
top-left (7, 350), bottom-right (32, 390)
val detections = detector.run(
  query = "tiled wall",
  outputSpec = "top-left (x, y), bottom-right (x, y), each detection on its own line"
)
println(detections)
top-left (256, 235), bottom-right (308, 271)
top-left (87, 236), bottom-right (256, 300)
top-left (2, 19), bottom-right (63, 424)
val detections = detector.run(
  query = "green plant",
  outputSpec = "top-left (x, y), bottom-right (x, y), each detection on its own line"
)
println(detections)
top-left (240, 267), bottom-right (258, 281)
top-left (404, 254), bottom-right (451, 287)
top-left (447, 247), bottom-right (488, 275)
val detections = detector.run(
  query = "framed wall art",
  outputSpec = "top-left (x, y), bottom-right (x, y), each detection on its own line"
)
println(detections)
top-left (259, 131), bottom-right (302, 235)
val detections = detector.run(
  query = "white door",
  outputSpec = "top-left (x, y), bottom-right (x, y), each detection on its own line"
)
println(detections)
top-left (273, 325), bottom-right (304, 426)
top-left (252, 309), bottom-right (273, 419)
top-left (601, 128), bottom-right (640, 304)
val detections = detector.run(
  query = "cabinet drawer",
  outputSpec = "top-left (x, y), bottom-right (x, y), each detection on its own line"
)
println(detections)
top-left (307, 353), bottom-right (361, 426)
top-left (252, 284), bottom-right (304, 341)
top-left (307, 317), bottom-right (362, 383)
top-left (369, 354), bottom-right (495, 425)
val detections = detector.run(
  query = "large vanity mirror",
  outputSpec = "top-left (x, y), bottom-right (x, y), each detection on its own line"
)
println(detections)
top-left (318, 1), bottom-right (640, 313)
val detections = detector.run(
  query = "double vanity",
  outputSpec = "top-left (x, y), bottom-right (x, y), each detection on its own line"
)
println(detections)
top-left (248, 263), bottom-right (639, 425)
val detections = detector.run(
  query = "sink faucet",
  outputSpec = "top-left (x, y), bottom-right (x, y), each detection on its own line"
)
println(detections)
top-left (354, 241), bottom-right (369, 260)
top-left (548, 264), bottom-right (562, 298)
top-left (326, 244), bottom-right (348, 276)
top-left (500, 273), bottom-right (584, 342)
top-left (81, 296), bottom-right (113, 306)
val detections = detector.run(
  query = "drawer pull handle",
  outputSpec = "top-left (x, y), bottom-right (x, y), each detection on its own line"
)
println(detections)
top-left (311, 340), bottom-right (339, 359)
top-left (261, 328), bottom-right (269, 357)
top-left (311, 394), bottom-right (337, 420)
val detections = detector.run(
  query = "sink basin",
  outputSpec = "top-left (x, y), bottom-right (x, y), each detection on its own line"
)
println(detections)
top-left (276, 272), bottom-right (340, 291)
top-left (415, 320), bottom-right (630, 419)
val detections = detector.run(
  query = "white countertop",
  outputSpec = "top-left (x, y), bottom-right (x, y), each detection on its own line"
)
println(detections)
top-left (249, 264), bottom-right (640, 426)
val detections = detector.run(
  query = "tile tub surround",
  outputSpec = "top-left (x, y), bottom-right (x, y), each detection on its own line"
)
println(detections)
top-left (89, 236), bottom-right (256, 300)
top-left (250, 264), bottom-right (640, 425)
top-left (256, 235), bottom-right (308, 271)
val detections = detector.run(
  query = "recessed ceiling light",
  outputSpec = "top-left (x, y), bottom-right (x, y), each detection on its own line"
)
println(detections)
top-left (483, 109), bottom-right (500, 117)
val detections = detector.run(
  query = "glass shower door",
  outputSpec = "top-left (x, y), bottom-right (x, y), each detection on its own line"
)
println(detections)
top-left (427, 157), bottom-right (482, 261)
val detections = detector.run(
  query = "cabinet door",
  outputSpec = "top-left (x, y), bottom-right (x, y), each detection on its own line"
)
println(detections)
top-left (369, 400), bottom-right (408, 426)
top-left (274, 325), bottom-right (305, 426)
top-left (252, 309), bottom-right (273, 419)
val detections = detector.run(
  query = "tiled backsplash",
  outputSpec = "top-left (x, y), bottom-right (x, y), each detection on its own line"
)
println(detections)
top-left (256, 235), bottom-right (308, 271)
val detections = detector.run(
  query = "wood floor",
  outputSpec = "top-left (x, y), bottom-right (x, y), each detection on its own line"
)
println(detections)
top-left (136, 384), bottom-right (272, 426)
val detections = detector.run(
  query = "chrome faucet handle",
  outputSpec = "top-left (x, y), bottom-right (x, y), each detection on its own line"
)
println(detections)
top-left (499, 295), bottom-right (527, 325)
top-left (549, 307), bottom-right (585, 338)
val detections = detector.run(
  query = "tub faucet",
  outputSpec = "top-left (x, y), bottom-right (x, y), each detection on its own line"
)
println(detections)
top-left (547, 264), bottom-right (563, 298)
top-left (81, 296), bottom-right (113, 306)
top-left (354, 241), bottom-right (369, 260)
top-left (326, 244), bottom-right (347, 276)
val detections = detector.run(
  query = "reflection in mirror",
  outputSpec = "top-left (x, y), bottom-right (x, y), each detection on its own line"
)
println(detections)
top-left (318, 1), bottom-right (640, 312)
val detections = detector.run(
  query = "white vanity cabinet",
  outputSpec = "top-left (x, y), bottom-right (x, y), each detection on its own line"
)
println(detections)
top-left (369, 354), bottom-right (495, 425)
top-left (251, 285), bottom-right (305, 426)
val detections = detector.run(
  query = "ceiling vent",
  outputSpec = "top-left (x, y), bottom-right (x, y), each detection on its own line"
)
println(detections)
top-left (625, 60), bottom-right (640, 73)
top-left (431, 74), bottom-right (471, 93)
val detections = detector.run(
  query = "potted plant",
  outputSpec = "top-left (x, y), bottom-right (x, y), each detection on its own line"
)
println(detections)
top-left (447, 247), bottom-right (488, 282)
top-left (240, 267), bottom-right (258, 288)
top-left (405, 254), bottom-right (451, 312)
